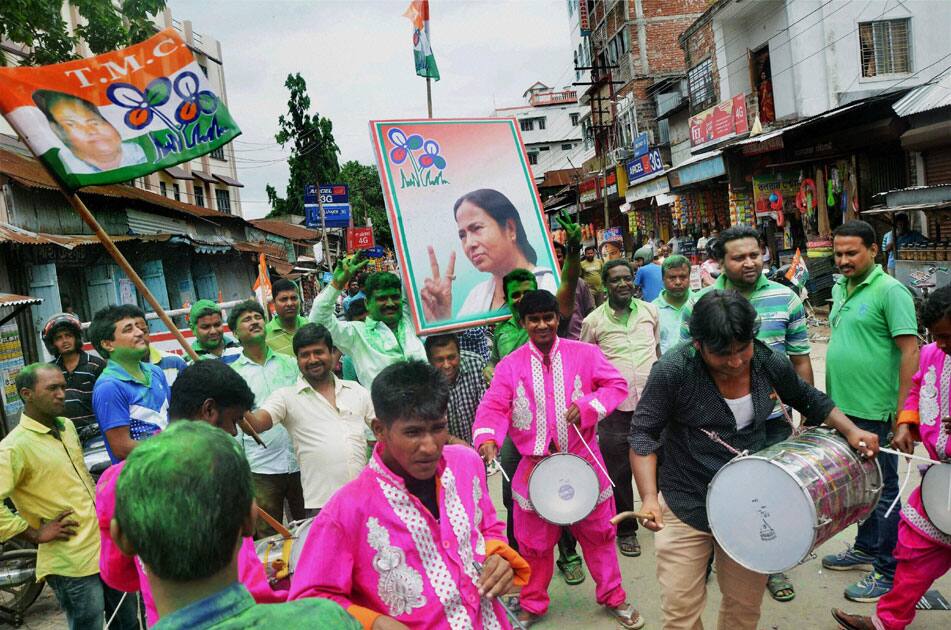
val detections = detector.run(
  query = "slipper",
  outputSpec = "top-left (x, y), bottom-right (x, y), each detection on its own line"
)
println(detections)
top-left (556, 555), bottom-right (585, 585)
top-left (767, 572), bottom-right (796, 602)
top-left (617, 534), bottom-right (641, 558)
top-left (607, 603), bottom-right (645, 629)
top-left (516, 610), bottom-right (544, 627)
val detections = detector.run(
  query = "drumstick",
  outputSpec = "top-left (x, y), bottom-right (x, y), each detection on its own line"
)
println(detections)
top-left (610, 510), bottom-right (657, 525)
top-left (572, 424), bottom-right (615, 488)
top-left (873, 445), bottom-right (941, 465)
top-left (256, 506), bottom-right (292, 539)
top-left (242, 411), bottom-right (267, 448)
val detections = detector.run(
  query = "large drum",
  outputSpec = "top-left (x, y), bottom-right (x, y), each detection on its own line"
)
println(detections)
top-left (707, 427), bottom-right (882, 574)
top-left (254, 518), bottom-right (314, 585)
top-left (921, 462), bottom-right (951, 535)
top-left (528, 453), bottom-right (600, 526)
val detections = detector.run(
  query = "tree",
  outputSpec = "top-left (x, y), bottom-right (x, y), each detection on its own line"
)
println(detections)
top-left (266, 73), bottom-right (340, 218)
top-left (339, 160), bottom-right (391, 248)
top-left (0, 0), bottom-right (167, 66)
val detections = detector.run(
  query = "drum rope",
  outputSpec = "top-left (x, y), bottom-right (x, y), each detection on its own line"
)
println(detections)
top-left (885, 458), bottom-right (915, 519)
top-left (700, 428), bottom-right (748, 458)
top-left (572, 424), bottom-right (616, 488)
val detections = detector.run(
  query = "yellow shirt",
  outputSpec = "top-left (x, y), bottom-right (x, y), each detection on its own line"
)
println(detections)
top-left (0, 414), bottom-right (99, 579)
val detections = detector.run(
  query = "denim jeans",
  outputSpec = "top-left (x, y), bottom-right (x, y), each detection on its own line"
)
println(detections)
top-left (46, 573), bottom-right (138, 630)
top-left (849, 417), bottom-right (899, 579)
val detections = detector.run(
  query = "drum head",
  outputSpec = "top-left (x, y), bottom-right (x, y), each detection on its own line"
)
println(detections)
top-left (288, 518), bottom-right (315, 571)
top-left (920, 463), bottom-right (951, 536)
top-left (528, 454), bottom-right (600, 525)
top-left (707, 458), bottom-right (817, 574)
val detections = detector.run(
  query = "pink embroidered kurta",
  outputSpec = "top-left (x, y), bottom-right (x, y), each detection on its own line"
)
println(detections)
top-left (96, 462), bottom-right (287, 626)
top-left (289, 444), bottom-right (513, 629)
top-left (472, 337), bottom-right (628, 513)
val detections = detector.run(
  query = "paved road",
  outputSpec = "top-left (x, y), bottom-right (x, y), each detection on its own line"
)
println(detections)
top-left (12, 338), bottom-right (951, 628)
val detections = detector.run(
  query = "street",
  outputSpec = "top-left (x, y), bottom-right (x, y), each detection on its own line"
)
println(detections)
top-left (14, 336), bottom-right (951, 629)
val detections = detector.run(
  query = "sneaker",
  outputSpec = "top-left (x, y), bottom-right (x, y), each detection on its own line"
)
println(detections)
top-left (844, 571), bottom-right (893, 603)
top-left (821, 545), bottom-right (875, 571)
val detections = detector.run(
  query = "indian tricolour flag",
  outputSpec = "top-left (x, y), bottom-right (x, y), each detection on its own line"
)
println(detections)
top-left (404, 0), bottom-right (440, 81)
top-left (0, 29), bottom-right (240, 190)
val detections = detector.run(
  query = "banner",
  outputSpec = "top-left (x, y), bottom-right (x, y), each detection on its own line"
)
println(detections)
top-left (305, 184), bottom-right (351, 228)
top-left (626, 148), bottom-right (664, 182)
top-left (0, 29), bottom-right (240, 191)
top-left (347, 227), bottom-right (375, 251)
top-left (688, 93), bottom-right (748, 148)
top-left (252, 253), bottom-right (274, 315)
top-left (370, 117), bottom-right (558, 334)
top-left (404, 0), bottom-right (440, 81)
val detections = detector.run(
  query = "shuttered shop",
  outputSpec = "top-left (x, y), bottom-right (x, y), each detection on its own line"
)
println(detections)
top-left (925, 149), bottom-right (951, 185)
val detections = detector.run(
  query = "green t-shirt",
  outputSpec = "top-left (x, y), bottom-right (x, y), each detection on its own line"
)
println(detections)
top-left (491, 316), bottom-right (528, 363)
top-left (826, 265), bottom-right (918, 421)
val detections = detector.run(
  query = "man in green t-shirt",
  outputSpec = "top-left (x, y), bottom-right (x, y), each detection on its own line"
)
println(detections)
top-left (821, 220), bottom-right (919, 604)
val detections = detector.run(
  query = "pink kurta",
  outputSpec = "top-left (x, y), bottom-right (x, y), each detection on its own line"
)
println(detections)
top-left (289, 444), bottom-right (513, 629)
top-left (472, 337), bottom-right (629, 615)
top-left (875, 342), bottom-right (951, 630)
top-left (96, 462), bottom-right (287, 626)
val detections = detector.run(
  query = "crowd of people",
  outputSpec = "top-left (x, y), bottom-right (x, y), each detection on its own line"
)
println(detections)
top-left (0, 216), bottom-right (948, 630)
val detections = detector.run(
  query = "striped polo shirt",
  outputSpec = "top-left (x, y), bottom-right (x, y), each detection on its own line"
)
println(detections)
top-left (54, 350), bottom-right (106, 433)
top-left (679, 273), bottom-right (810, 356)
top-left (92, 361), bottom-right (170, 463)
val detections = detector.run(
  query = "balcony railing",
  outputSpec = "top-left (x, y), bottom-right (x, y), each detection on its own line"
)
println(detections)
top-left (529, 90), bottom-right (578, 106)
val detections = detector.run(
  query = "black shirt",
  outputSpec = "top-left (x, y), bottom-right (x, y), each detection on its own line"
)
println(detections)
top-left (628, 339), bottom-right (835, 532)
top-left (54, 350), bottom-right (106, 435)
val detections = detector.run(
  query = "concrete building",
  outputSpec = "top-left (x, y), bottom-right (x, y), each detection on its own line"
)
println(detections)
top-left (0, 4), bottom-right (245, 216)
top-left (494, 82), bottom-right (585, 179)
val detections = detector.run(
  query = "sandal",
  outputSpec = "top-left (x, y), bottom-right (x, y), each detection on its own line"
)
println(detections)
top-left (608, 603), bottom-right (645, 629)
top-left (516, 610), bottom-right (544, 627)
top-left (617, 534), bottom-right (641, 558)
top-left (767, 572), bottom-right (796, 602)
top-left (556, 554), bottom-right (585, 585)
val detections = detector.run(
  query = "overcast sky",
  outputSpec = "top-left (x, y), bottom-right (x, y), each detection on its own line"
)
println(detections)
top-left (168, 0), bottom-right (574, 218)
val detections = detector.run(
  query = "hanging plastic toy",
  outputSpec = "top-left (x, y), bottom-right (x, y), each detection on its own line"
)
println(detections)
top-left (796, 178), bottom-right (817, 216)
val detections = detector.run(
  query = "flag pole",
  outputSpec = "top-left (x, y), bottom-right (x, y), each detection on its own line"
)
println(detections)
top-left (426, 76), bottom-right (433, 118)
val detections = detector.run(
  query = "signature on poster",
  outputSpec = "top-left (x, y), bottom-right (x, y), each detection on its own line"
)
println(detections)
top-left (388, 127), bottom-right (449, 189)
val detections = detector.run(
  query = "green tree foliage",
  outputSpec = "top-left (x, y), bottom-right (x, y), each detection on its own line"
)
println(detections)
top-left (266, 73), bottom-right (340, 218)
top-left (339, 160), bottom-right (391, 248)
top-left (0, 0), bottom-right (166, 66)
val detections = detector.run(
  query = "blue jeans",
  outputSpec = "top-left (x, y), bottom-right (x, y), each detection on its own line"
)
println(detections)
top-left (849, 418), bottom-right (899, 579)
top-left (46, 573), bottom-right (138, 630)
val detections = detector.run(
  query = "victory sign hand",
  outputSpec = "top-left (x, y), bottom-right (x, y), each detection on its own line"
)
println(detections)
top-left (332, 253), bottom-right (371, 290)
top-left (555, 210), bottom-right (582, 248)
top-left (420, 246), bottom-right (455, 322)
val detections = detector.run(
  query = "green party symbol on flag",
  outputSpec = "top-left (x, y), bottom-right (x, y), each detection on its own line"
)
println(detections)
top-left (404, 0), bottom-right (440, 81)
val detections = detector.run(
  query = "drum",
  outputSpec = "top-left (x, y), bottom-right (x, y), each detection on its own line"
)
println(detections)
top-left (920, 462), bottom-right (951, 535)
top-left (254, 517), bottom-right (314, 584)
top-left (707, 427), bottom-right (882, 574)
top-left (528, 453), bottom-right (600, 526)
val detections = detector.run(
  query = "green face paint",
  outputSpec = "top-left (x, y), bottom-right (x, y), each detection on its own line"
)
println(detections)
top-left (504, 279), bottom-right (537, 318)
top-left (368, 288), bottom-right (402, 326)
top-left (194, 314), bottom-right (224, 350)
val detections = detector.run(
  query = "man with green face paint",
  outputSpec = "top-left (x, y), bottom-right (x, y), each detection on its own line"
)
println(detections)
top-left (186, 300), bottom-right (243, 365)
top-left (227, 300), bottom-right (304, 538)
top-left (309, 260), bottom-right (427, 390)
top-left (89, 305), bottom-right (171, 463)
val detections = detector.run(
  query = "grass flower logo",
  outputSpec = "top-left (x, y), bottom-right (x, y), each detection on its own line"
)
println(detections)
top-left (387, 127), bottom-right (448, 189)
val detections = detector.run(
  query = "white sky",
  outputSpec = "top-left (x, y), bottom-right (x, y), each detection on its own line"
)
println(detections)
top-left (168, 0), bottom-right (575, 218)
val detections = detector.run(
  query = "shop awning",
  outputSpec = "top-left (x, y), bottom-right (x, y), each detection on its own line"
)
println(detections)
top-left (0, 293), bottom-right (42, 326)
top-left (625, 172), bottom-right (670, 202)
top-left (666, 151), bottom-right (725, 188)
top-left (214, 174), bottom-right (244, 188)
top-left (192, 171), bottom-right (217, 183)
top-left (163, 166), bottom-right (192, 180)
top-left (862, 201), bottom-right (951, 215)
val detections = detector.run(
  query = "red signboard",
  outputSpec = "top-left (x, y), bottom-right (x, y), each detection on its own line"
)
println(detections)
top-left (578, 0), bottom-right (591, 35)
top-left (689, 94), bottom-right (749, 148)
top-left (347, 227), bottom-right (375, 251)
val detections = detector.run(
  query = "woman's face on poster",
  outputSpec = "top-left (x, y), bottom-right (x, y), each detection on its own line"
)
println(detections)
top-left (456, 200), bottom-right (518, 274)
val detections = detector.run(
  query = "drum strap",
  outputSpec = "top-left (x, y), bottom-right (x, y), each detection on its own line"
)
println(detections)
top-left (702, 391), bottom-right (799, 456)
top-left (770, 390), bottom-right (801, 435)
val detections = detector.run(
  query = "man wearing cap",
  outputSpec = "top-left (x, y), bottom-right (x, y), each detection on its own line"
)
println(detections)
top-left (187, 299), bottom-right (243, 365)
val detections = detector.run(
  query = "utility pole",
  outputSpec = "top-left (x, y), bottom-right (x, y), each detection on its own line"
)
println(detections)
top-left (316, 182), bottom-right (332, 270)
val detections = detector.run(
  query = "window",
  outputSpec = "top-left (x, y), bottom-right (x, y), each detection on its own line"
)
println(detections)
top-left (159, 181), bottom-right (167, 197)
top-left (581, 118), bottom-right (594, 151)
top-left (561, 143), bottom-right (573, 151)
top-left (215, 188), bottom-right (231, 214)
top-left (194, 185), bottom-right (205, 208)
top-left (528, 152), bottom-right (538, 165)
top-left (172, 183), bottom-right (181, 201)
top-left (537, 117), bottom-right (546, 130)
top-left (570, 112), bottom-right (580, 126)
top-left (859, 19), bottom-right (910, 77)
top-left (608, 28), bottom-right (630, 65)
top-left (539, 146), bottom-right (550, 151)
top-left (520, 118), bottom-right (534, 132)
top-left (687, 59), bottom-right (715, 110)
top-left (210, 146), bottom-right (226, 160)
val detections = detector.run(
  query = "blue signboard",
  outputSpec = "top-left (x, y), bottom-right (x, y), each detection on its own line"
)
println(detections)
top-left (365, 245), bottom-right (386, 258)
top-left (305, 184), bottom-right (351, 228)
top-left (626, 149), bottom-right (664, 182)
top-left (633, 132), bottom-right (649, 159)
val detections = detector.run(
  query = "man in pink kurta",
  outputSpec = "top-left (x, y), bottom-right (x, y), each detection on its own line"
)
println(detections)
top-left (473, 290), bottom-right (644, 628)
top-left (289, 360), bottom-right (529, 629)
top-left (95, 360), bottom-right (286, 626)
top-left (833, 290), bottom-right (951, 630)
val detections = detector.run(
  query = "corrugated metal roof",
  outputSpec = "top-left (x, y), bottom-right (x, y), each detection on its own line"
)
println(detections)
top-left (249, 219), bottom-right (321, 242)
top-left (0, 222), bottom-right (166, 249)
top-left (0, 293), bottom-right (41, 308)
top-left (894, 71), bottom-right (951, 117)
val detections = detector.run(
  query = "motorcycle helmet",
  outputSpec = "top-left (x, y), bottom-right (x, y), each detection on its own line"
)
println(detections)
top-left (42, 312), bottom-right (83, 356)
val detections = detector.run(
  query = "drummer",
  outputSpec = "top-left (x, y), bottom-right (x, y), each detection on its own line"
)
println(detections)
top-left (288, 360), bottom-right (530, 628)
top-left (473, 290), bottom-right (644, 628)
top-left (832, 286), bottom-right (951, 630)
top-left (629, 290), bottom-right (879, 630)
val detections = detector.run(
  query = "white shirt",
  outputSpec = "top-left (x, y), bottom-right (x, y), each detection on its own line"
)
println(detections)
top-left (260, 375), bottom-right (375, 509)
top-left (456, 266), bottom-right (557, 319)
top-left (58, 142), bottom-right (146, 174)
top-left (725, 394), bottom-right (755, 431)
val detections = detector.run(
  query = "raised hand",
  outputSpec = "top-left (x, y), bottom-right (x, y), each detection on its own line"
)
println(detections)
top-left (555, 210), bottom-right (582, 248)
top-left (420, 246), bottom-right (455, 322)
top-left (331, 253), bottom-right (371, 290)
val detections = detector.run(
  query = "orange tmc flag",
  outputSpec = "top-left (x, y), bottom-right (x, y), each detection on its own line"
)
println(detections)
top-left (0, 29), bottom-right (240, 190)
